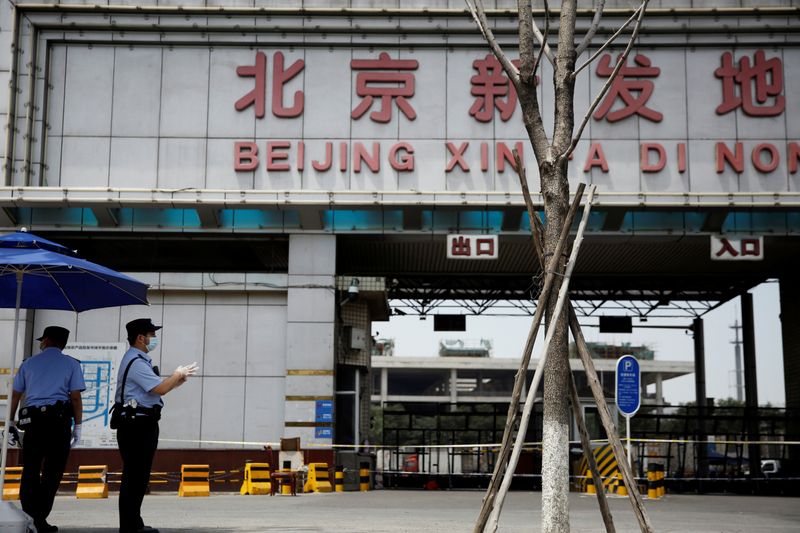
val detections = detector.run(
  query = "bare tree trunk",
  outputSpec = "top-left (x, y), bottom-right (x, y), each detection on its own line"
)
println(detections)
top-left (540, 167), bottom-right (572, 533)
top-left (467, 2), bottom-right (652, 531)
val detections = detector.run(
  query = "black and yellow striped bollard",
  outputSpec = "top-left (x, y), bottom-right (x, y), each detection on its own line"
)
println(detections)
top-left (585, 470), bottom-right (595, 494)
top-left (359, 462), bottom-right (370, 491)
top-left (647, 464), bottom-right (658, 499)
top-left (335, 465), bottom-right (344, 492)
top-left (2, 467), bottom-right (22, 501)
top-left (615, 471), bottom-right (628, 496)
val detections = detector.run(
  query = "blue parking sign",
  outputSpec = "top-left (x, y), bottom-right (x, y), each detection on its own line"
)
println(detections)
top-left (616, 355), bottom-right (641, 417)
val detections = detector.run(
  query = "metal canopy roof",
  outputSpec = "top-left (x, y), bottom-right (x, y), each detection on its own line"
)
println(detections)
top-left (337, 234), bottom-right (788, 318)
top-left (32, 230), bottom-right (788, 319)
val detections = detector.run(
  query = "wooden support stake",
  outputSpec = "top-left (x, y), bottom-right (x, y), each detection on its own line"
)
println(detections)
top-left (515, 151), bottom-right (641, 533)
top-left (569, 371), bottom-right (616, 533)
top-left (473, 181), bottom-right (586, 533)
top-left (568, 305), bottom-right (655, 533)
top-left (486, 185), bottom-right (596, 532)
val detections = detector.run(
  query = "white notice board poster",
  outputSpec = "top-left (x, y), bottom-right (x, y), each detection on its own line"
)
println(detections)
top-left (64, 342), bottom-right (126, 448)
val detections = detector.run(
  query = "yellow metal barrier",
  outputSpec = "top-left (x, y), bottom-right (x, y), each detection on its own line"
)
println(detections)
top-left (303, 463), bottom-right (332, 493)
top-left (76, 465), bottom-right (108, 499)
top-left (2, 467), bottom-right (21, 501)
top-left (240, 463), bottom-right (271, 495)
top-left (577, 444), bottom-right (619, 494)
top-left (178, 464), bottom-right (210, 497)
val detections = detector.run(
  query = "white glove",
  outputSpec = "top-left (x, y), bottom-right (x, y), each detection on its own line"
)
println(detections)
top-left (70, 424), bottom-right (82, 448)
top-left (175, 362), bottom-right (199, 379)
top-left (7, 424), bottom-right (20, 447)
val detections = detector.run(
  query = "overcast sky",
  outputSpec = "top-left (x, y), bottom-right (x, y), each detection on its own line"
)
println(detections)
top-left (373, 280), bottom-right (784, 407)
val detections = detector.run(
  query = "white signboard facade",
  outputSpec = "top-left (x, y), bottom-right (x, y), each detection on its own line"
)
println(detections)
top-left (30, 44), bottom-right (800, 196)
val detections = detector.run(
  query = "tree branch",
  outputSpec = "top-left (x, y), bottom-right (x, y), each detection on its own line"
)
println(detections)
top-left (529, 0), bottom-right (551, 84)
top-left (466, 0), bottom-right (521, 87)
top-left (528, 2), bottom-right (555, 65)
top-left (552, 0), bottom-right (579, 154)
top-left (575, 0), bottom-right (606, 56)
top-left (562, 0), bottom-right (650, 162)
top-left (575, 4), bottom-right (643, 76)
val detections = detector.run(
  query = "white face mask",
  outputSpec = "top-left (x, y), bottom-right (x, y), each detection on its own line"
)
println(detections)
top-left (146, 335), bottom-right (159, 352)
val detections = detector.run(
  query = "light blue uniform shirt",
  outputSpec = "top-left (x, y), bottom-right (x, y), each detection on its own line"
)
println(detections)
top-left (13, 347), bottom-right (86, 407)
top-left (114, 347), bottom-right (164, 408)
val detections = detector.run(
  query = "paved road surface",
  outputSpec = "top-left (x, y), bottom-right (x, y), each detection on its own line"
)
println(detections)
top-left (32, 491), bottom-right (800, 532)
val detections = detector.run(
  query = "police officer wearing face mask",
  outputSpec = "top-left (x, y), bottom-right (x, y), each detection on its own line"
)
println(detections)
top-left (115, 319), bottom-right (198, 533)
top-left (9, 326), bottom-right (86, 533)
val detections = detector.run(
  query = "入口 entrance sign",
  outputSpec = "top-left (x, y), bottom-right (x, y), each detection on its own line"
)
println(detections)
top-left (446, 235), bottom-right (498, 260)
top-left (710, 235), bottom-right (764, 261)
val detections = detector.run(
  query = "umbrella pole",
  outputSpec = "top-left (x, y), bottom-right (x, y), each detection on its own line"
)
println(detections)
top-left (0, 272), bottom-right (23, 496)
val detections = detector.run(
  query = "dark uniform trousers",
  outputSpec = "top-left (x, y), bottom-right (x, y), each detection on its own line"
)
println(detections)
top-left (117, 416), bottom-right (159, 532)
top-left (20, 413), bottom-right (72, 524)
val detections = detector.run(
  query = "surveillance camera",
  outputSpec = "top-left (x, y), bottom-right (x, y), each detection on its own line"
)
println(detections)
top-left (347, 278), bottom-right (360, 299)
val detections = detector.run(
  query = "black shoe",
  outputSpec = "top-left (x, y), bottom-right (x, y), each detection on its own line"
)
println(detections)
top-left (34, 522), bottom-right (58, 533)
top-left (136, 527), bottom-right (159, 533)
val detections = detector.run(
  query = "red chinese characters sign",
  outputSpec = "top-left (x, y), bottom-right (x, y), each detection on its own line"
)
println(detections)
top-left (715, 51), bottom-right (785, 117)
top-left (447, 235), bottom-right (498, 260)
top-left (594, 54), bottom-right (662, 123)
top-left (710, 235), bottom-right (764, 261)
top-left (469, 55), bottom-right (538, 123)
top-left (230, 49), bottom-right (796, 179)
top-left (235, 51), bottom-right (305, 119)
top-left (351, 52), bottom-right (419, 123)
top-left (232, 49), bottom-right (787, 125)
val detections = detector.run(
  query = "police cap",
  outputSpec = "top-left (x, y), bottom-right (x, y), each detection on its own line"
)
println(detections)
top-left (126, 318), bottom-right (162, 338)
top-left (36, 326), bottom-right (70, 346)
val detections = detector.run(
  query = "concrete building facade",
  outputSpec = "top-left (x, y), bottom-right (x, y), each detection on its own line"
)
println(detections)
top-left (1, 1), bottom-right (799, 471)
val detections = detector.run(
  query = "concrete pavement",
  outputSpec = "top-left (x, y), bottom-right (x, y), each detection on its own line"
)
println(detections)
top-left (34, 491), bottom-right (800, 532)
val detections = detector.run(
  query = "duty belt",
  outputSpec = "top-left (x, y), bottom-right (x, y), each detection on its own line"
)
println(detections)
top-left (134, 405), bottom-right (162, 417)
top-left (119, 403), bottom-right (162, 420)
top-left (18, 401), bottom-right (72, 426)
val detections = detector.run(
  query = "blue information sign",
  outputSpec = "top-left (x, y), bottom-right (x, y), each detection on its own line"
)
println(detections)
top-left (615, 355), bottom-right (641, 417)
top-left (315, 427), bottom-right (333, 439)
top-left (315, 400), bottom-right (334, 423)
top-left (315, 400), bottom-right (333, 440)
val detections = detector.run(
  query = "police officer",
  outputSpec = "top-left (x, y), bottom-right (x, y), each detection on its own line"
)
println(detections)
top-left (9, 326), bottom-right (85, 533)
top-left (115, 318), bottom-right (197, 533)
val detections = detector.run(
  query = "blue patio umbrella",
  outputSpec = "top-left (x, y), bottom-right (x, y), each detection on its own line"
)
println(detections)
top-left (0, 230), bottom-right (150, 498)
